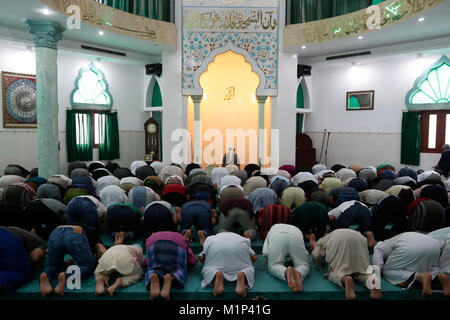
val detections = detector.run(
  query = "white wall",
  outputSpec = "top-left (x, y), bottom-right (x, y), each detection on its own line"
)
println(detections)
top-left (303, 53), bottom-right (448, 171)
top-left (275, 0), bottom-right (297, 168)
top-left (0, 40), bottom-right (148, 175)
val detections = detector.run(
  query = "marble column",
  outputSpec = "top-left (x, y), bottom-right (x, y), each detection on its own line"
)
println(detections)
top-left (257, 95), bottom-right (267, 167)
top-left (26, 20), bottom-right (65, 178)
top-left (191, 95), bottom-right (203, 164)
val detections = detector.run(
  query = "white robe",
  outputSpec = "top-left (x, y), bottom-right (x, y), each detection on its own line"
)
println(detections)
top-left (200, 232), bottom-right (255, 289)
top-left (262, 224), bottom-right (310, 281)
top-left (428, 227), bottom-right (450, 276)
top-left (372, 232), bottom-right (441, 288)
top-left (95, 245), bottom-right (144, 287)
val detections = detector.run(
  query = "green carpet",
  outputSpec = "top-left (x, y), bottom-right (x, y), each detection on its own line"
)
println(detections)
top-left (2, 234), bottom-right (449, 301)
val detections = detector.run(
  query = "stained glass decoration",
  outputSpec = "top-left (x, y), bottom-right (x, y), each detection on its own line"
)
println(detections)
top-left (406, 55), bottom-right (450, 110)
top-left (70, 63), bottom-right (113, 110)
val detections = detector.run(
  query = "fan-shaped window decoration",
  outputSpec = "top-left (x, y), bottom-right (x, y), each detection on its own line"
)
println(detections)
top-left (406, 55), bottom-right (450, 110)
top-left (146, 76), bottom-right (162, 108)
top-left (70, 63), bottom-right (113, 110)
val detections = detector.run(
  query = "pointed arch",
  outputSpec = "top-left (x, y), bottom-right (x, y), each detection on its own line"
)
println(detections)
top-left (70, 63), bottom-right (113, 110)
top-left (146, 76), bottom-right (163, 108)
top-left (297, 77), bottom-right (310, 109)
top-left (191, 43), bottom-right (270, 96)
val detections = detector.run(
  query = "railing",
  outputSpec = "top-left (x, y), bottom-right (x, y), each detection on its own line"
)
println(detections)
top-left (95, 0), bottom-right (172, 22)
top-left (287, 0), bottom-right (385, 24)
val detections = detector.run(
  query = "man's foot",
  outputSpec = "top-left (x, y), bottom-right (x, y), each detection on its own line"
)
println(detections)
top-left (150, 274), bottom-right (161, 300)
top-left (198, 230), bottom-right (206, 246)
top-left (293, 270), bottom-right (303, 292)
top-left (236, 272), bottom-right (246, 298)
top-left (285, 267), bottom-right (297, 292)
top-left (370, 289), bottom-right (382, 300)
top-left (214, 271), bottom-right (224, 297)
top-left (184, 229), bottom-right (192, 241)
top-left (107, 277), bottom-right (122, 296)
top-left (161, 274), bottom-right (173, 300)
top-left (343, 276), bottom-right (356, 300)
top-left (95, 276), bottom-right (105, 296)
top-left (309, 234), bottom-right (316, 251)
top-left (114, 231), bottom-right (125, 245)
top-left (54, 272), bottom-right (66, 296)
top-left (366, 231), bottom-right (377, 248)
top-left (39, 273), bottom-right (53, 297)
top-left (416, 273), bottom-right (433, 297)
top-left (243, 231), bottom-right (251, 240)
top-left (437, 273), bottom-right (450, 296)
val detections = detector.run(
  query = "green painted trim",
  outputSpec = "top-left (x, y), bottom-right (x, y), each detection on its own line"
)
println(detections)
top-left (25, 20), bottom-right (65, 49)
top-left (296, 81), bottom-right (304, 109)
top-left (405, 55), bottom-right (450, 111)
top-left (152, 80), bottom-right (163, 107)
top-left (70, 63), bottom-right (113, 110)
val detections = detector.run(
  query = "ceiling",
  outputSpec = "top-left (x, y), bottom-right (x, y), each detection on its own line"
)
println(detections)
top-left (0, 0), bottom-right (165, 63)
top-left (1, 0), bottom-right (449, 66)
top-left (288, 0), bottom-right (450, 62)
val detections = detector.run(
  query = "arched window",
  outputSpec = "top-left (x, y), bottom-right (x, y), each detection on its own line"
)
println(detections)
top-left (405, 55), bottom-right (450, 154)
top-left (70, 63), bottom-right (113, 110)
top-left (296, 77), bottom-right (311, 134)
top-left (146, 76), bottom-right (162, 108)
top-left (67, 63), bottom-right (119, 161)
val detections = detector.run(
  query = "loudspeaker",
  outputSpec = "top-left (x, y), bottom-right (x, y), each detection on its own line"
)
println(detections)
top-left (145, 63), bottom-right (162, 77)
top-left (297, 64), bottom-right (312, 78)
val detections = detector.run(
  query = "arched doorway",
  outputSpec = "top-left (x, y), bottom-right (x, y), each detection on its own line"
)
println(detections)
top-left (187, 50), bottom-right (271, 167)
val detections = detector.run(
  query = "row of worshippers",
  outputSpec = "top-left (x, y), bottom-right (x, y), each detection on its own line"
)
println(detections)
top-left (0, 160), bottom-right (449, 299)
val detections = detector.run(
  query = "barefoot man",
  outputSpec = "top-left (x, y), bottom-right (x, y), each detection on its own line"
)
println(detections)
top-left (262, 224), bottom-right (310, 292)
top-left (372, 231), bottom-right (450, 297)
top-left (311, 228), bottom-right (382, 300)
top-left (94, 244), bottom-right (144, 296)
top-left (198, 232), bottom-right (257, 298)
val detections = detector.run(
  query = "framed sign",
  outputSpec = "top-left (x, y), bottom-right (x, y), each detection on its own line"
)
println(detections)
top-left (2, 71), bottom-right (37, 128)
top-left (346, 90), bottom-right (374, 111)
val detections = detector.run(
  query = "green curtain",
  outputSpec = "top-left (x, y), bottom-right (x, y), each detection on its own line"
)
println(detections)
top-left (99, 112), bottom-right (120, 160)
top-left (152, 81), bottom-right (162, 107)
top-left (331, 0), bottom-right (371, 17)
top-left (153, 111), bottom-right (162, 161)
top-left (296, 83), bottom-right (304, 109)
top-left (400, 112), bottom-right (421, 165)
top-left (290, 0), bottom-right (371, 23)
top-left (371, 0), bottom-right (385, 5)
top-left (105, 0), bottom-right (130, 12)
top-left (66, 110), bottom-right (93, 162)
top-left (291, 0), bottom-right (331, 24)
top-left (133, 0), bottom-right (170, 21)
top-left (296, 113), bottom-right (304, 134)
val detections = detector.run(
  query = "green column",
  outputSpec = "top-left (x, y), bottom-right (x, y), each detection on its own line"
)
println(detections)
top-left (26, 20), bottom-right (65, 179)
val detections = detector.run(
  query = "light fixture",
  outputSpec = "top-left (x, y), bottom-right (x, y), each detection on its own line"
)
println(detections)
top-left (40, 8), bottom-right (51, 15)
top-left (301, 46), bottom-right (306, 49)
top-left (98, 31), bottom-right (104, 36)
top-left (358, 36), bottom-right (363, 40)
top-left (418, 17), bottom-right (425, 22)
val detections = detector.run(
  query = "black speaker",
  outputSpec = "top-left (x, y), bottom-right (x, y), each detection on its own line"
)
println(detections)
top-left (145, 63), bottom-right (162, 77)
top-left (297, 64), bottom-right (312, 78)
